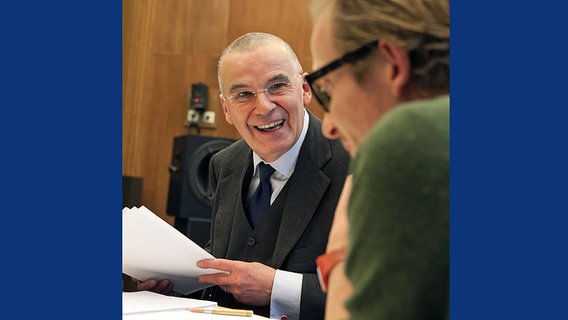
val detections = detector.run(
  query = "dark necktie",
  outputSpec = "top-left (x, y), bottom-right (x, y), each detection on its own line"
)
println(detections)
top-left (247, 163), bottom-right (275, 228)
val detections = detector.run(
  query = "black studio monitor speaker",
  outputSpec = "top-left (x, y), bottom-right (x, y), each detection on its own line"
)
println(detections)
top-left (190, 83), bottom-right (208, 111)
top-left (167, 134), bottom-right (236, 247)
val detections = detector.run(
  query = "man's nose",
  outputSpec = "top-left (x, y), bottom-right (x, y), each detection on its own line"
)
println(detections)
top-left (252, 90), bottom-right (275, 114)
top-left (321, 112), bottom-right (340, 140)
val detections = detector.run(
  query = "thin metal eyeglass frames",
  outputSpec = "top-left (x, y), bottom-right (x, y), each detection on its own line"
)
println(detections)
top-left (222, 73), bottom-right (302, 106)
top-left (306, 40), bottom-right (378, 112)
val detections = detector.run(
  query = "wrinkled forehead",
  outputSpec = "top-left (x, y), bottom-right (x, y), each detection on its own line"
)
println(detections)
top-left (220, 44), bottom-right (298, 88)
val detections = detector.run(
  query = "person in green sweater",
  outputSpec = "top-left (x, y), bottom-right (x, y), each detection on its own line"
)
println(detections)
top-left (306, 0), bottom-right (449, 319)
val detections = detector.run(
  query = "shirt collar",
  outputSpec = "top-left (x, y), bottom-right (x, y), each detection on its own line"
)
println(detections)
top-left (252, 109), bottom-right (309, 178)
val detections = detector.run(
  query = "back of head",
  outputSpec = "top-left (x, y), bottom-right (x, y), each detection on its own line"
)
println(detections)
top-left (310, 0), bottom-right (449, 96)
top-left (217, 32), bottom-right (303, 93)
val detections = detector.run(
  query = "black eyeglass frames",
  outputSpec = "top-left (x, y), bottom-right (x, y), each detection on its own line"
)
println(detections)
top-left (305, 40), bottom-right (378, 112)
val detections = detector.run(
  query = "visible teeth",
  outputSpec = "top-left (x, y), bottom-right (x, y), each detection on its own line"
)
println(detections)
top-left (257, 120), bottom-right (283, 129)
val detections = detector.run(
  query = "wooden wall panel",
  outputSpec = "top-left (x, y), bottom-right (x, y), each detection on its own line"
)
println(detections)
top-left (123, 0), bottom-right (155, 175)
top-left (225, 0), bottom-right (313, 58)
top-left (151, 0), bottom-right (229, 54)
top-left (123, 0), bottom-right (322, 225)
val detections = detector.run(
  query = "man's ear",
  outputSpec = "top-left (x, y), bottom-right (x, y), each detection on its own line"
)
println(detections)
top-left (301, 72), bottom-right (313, 106)
top-left (378, 40), bottom-right (411, 98)
top-left (220, 94), bottom-right (234, 125)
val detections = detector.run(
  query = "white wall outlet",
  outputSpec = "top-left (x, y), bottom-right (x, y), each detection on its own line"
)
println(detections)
top-left (187, 109), bottom-right (200, 123)
top-left (203, 111), bottom-right (216, 125)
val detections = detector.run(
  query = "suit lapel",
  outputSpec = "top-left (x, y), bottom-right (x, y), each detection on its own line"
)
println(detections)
top-left (212, 150), bottom-right (253, 258)
top-left (272, 161), bottom-right (330, 267)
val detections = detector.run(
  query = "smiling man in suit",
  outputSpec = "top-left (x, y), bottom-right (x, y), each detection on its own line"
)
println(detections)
top-left (194, 32), bottom-right (350, 320)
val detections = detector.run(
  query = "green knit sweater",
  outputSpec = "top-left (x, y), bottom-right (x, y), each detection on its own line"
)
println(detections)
top-left (346, 95), bottom-right (450, 320)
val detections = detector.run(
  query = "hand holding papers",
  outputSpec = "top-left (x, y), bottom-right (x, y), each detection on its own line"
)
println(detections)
top-left (122, 206), bottom-right (225, 295)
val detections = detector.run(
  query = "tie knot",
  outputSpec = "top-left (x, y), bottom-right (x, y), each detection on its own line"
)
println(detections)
top-left (258, 163), bottom-right (275, 182)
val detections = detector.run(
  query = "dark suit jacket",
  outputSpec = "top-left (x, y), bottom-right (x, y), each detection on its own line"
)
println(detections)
top-left (203, 111), bottom-right (350, 319)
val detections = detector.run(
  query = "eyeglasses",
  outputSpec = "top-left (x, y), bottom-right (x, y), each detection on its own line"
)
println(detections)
top-left (306, 40), bottom-right (378, 112)
top-left (222, 74), bottom-right (300, 106)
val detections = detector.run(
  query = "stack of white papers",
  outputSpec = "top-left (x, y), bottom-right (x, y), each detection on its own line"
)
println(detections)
top-left (123, 291), bottom-right (270, 320)
top-left (123, 291), bottom-right (215, 320)
top-left (122, 206), bottom-right (224, 295)
top-left (123, 291), bottom-right (217, 314)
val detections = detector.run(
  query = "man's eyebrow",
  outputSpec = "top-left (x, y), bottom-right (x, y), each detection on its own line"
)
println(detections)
top-left (227, 74), bottom-right (291, 93)
top-left (228, 83), bottom-right (249, 93)
top-left (266, 74), bottom-right (290, 83)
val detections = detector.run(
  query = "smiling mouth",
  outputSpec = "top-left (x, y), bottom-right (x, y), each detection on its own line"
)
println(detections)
top-left (256, 119), bottom-right (284, 132)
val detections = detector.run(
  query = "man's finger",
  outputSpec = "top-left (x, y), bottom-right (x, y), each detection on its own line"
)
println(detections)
top-left (137, 279), bottom-right (157, 290)
top-left (196, 258), bottom-right (235, 271)
top-left (198, 271), bottom-right (231, 285)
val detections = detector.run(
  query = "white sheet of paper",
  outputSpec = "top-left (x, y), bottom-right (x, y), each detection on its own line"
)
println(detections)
top-left (124, 308), bottom-right (270, 320)
top-left (123, 291), bottom-right (217, 314)
top-left (123, 291), bottom-right (270, 320)
top-left (122, 206), bottom-right (224, 294)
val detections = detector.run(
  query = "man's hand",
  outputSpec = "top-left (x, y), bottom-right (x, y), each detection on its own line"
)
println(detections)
top-left (132, 277), bottom-right (174, 295)
top-left (326, 174), bottom-right (352, 253)
top-left (197, 259), bottom-right (276, 306)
